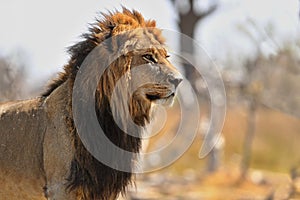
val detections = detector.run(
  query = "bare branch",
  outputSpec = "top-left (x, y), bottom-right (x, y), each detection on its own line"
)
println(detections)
top-left (189, 0), bottom-right (194, 9)
top-left (196, 3), bottom-right (218, 20)
top-left (175, 0), bottom-right (218, 21)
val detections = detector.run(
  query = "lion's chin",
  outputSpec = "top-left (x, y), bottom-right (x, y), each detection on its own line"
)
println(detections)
top-left (151, 94), bottom-right (175, 107)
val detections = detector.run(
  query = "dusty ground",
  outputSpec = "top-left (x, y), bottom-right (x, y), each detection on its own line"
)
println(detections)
top-left (124, 168), bottom-right (300, 200)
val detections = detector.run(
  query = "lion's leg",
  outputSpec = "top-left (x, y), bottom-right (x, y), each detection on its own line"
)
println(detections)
top-left (43, 148), bottom-right (77, 200)
top-left (44, 182), bottom-right (76, 200)
top-left (43, 123), bottom-right (76, 200)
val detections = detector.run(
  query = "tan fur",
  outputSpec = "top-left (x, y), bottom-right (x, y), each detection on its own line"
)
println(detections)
top-left (0, 8), bottom-right (182, 200)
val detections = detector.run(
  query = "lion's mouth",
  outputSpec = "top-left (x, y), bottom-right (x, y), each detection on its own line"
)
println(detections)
top-left (146, 92), bottom-right (175, 106)
top-left (142, 83), bottom-right (177, 106)
top-left (146, 93), bottom-right (174, 101)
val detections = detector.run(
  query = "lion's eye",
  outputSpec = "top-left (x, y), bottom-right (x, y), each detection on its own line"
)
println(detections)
top-left (166, 55), bottom-right (170, 58)
top-left (143, 54), bottom-right (157, 63)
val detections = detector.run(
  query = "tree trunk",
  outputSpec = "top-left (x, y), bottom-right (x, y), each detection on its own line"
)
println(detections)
top-left (240, 99), bottom-right (257, 179)
top-left (172, 0), bottom-right (219, 172)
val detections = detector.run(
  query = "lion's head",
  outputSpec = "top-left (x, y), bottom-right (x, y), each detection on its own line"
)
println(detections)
top-left (99, 27), bottom-right (183, 127)
top-left (65, 8), bottom-right (183, 129)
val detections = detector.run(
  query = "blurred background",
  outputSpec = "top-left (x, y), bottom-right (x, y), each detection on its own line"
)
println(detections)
top-left (0, 0), bottom-right (300, 199)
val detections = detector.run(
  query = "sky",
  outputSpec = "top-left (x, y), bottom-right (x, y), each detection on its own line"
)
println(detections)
top-left (198, 0), bottom-right (299, 66)
top-left (0, 0), bottom-right (299, 86)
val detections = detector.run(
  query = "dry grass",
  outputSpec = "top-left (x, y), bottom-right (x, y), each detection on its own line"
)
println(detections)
top-left (148, 105), bottom-right (300, 174)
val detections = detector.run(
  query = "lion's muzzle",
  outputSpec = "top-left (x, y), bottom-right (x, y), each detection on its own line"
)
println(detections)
top-left (167, 72), bottom-right (183, 89)
top-left (143, 71), bottom-right (183, 106)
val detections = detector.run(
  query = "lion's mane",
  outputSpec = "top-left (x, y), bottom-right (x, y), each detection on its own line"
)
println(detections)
top-left (42, 8), bottom-right (164, 200)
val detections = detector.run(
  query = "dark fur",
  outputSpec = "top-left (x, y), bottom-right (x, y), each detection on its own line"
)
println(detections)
top-left (42, 8), bottom-right (162, 200)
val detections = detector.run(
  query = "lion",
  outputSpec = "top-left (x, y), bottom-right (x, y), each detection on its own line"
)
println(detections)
top-left (0, 8), bottom-right (182, 200)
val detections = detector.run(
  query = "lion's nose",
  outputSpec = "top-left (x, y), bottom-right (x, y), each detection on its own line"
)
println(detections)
top-left (168, 73), bottom-right (183, 88)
